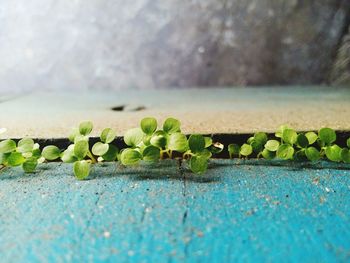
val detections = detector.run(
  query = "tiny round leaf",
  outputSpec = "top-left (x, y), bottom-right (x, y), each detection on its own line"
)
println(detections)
top-left (74, 140), bottom-right (89, 160)
top-left (124, 128), bottom-right (144, 147)
top-left (42, 146), bottom-right (61, 161)
top-left (163, 118), bottom-right (181, 134)
top-left (141, 117), bottom-right (157, 135)
top-left (92, 142), bottom-right (109, 156)
top-left (17, 138), bottom-right (35, 153)
top-left (305, 132), bottom-right (318, 145)
top-left (79, 121), bottom-right (93, 136)
top-left (0, 139), bottom-right (16, 154)
top-left (120, 149), bottom-right (142, 166)
top-left (189, 155), bottom-right (208, 174)
top-left (188, 134), bottom-right (205, 153)
top-left (142, 145), bottom-right (160, 162)
top-left (168, 133), bottom-right (188, 153)
top-left (240, 144), bottom-right (253, 157)
top-left (100, 128), bottom-right (116, 144)
top-left (73, 160), bottom-right (91, 180)
top-left (318, 128), bottom-right (336, 145)
top-left (325, 145), bottom-right (342, 162)
top-left (264, 140), bottom-right (280, 152)
top-left (276, 144), bottom-right (294, 160)
top-left (296, 134), bottom-right (309, 148)
top-left (305, 147), bottom-right (320, 162)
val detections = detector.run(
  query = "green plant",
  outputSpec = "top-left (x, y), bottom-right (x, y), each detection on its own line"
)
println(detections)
top-left (42, 121), bottom-right (100, 180)
top-left (228, 125), bottom-right (349, 164)
top-left (0, 138), bottom-right (43, 173)
top-left (120, 117), bottom-right (223, 174)
top-left (0, 120), bottom-right (349, 180)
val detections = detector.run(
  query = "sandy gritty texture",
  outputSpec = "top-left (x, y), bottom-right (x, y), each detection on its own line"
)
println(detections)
top-left (0, 87), bottom-right (349, 139)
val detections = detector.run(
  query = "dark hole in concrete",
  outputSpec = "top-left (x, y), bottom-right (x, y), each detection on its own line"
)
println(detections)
top-left (131, 106), bottom-right (146, 111)
top-left (111, 105), bottom-right (146, 112)
top-left (111, 105), bottom-right (125, 111)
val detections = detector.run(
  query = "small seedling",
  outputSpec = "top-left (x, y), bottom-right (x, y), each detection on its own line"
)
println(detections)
top-left (0, 121), bottom-right (349, 179)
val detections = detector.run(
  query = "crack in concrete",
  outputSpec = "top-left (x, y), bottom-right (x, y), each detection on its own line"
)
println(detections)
top-left (178, 158), bottom-right (192, 258)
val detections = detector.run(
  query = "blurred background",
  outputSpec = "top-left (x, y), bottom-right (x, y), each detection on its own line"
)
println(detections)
top-left (0, 0), bottom-right (349, 94)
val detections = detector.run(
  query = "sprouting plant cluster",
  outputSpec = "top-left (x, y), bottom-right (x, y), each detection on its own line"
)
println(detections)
top-left (0, 118), bottom-right (223, 180)
top-left (0, 121), bottom-right (349, 180)
top-left (228, 125), bottom-right (350, 163)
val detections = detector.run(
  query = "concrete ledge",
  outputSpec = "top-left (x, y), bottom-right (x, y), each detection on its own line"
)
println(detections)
top-left (0, 87), bottom-right (349, 138)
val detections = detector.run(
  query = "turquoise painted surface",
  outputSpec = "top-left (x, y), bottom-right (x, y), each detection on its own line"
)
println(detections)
top-left (0, 160), bottom-right (349, 262)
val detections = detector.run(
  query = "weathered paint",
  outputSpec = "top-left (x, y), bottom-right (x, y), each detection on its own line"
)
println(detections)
top-left (0, 160), bottom-right (349, 262)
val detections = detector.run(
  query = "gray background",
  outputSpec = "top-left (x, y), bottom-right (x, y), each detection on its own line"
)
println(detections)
top-left (0, 0), bottom-right (349, 93)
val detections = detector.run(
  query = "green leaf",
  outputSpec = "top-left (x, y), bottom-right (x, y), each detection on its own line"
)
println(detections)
top-left (100, 128), bottom-right (116, 144)
top-left (275, 124), bottom-right (289, 138)
top-left (276, 144), bottom-right (294, 160)
top-left (204, 137), bottom-right (213, 148)
top-left (188, 134), bottom-right (205, 153)
top-left (163, 118), bottom-right (181, 134)
top-left (68, 128), bottom-right (79, 142)
top-left (32, 148), bottom-right (42, 159)
top-left (73, 160), bottom-right (90, 180)
top-left (17, 138), bottom-right (34, 153)
top-left (150, 131), bottom-right (168, 148)
top-left (189, 155), bottom-right (208, 174)
top-left (101, 144), bottom-right (119, 161)
top-left (143, 135), bottom-right (152, 146)
top-left (347, 138), bottom-right (350, 148)
top-left (74, 140), bottom-right (89, 160)
top-left (250, 139), bottom-right (264, 153)
top-left (197, 149), bottom-right (212, 159)
top-left (92, 142), bottom-right (109, 156)
top-left (247, 137), bottom-right (254, 144)
top-left (61, 146), bottom-right (78, 163)
top-left (22, 157), bottom-right (38, 173)
top-left (254, 132), bottom-right (268, 145)
top-left (318, 128), bottom-right (336, 145)
top-left (341, 148), bottom-right (350, 163)
top-left (209, 142), bottom-right (224, 154)
top-left (282, 128), bottom-right (297, 145)
top-left (264, 140), bottom-right (280, 152)
top-left (228, 144), bottom-right (240, 158)
top-left (73, 134), bottom-right (89, 144)
top-left (7, 152), bottom-right (25, 166)
top-left (0, 139), bottom-right (16, 154)
top-left (142, 145), bottom-right (160, 162)
top-left (124, 128), bottom-right (144, 147)
top-left (250, 132), bottom-right (267, 153)
top-left (168, 133), bottom-right (188, 153)
top-left (317, 139), bottom-right (325, 148)
top-left (120, 149), bottom-right (142, 166)
top-left (79, 121), bottom-right (93, 136)
top-left (261, 149), bottom-right (275, 160)
top-left (42, 145), bottom-right (61, 161)
top-left (240, 144), bottom-right (253, 157)
top-left (305, 147), bottom-right (320, 162)
top-left (141, 117), bottom-right (157, 135)
top-left (296, 134), bottom-right (309, 148)
top-left (305, 132), bottom-right (318, 145)
top-left (0, 153), bottom-right (10, 165)
top-left (325, 145), bottom-right (342, 162)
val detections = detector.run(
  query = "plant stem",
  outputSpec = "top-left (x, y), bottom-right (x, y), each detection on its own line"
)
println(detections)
top-left (87, 150), bottom-right (97, 164)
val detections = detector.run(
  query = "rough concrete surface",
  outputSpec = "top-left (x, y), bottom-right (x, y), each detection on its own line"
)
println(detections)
top-left (0, 160), bottom-right (349, 262)
top-left (0, 1), bottom-right (349, 94)
top-left (0, 87), bottom-right (349, 139)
